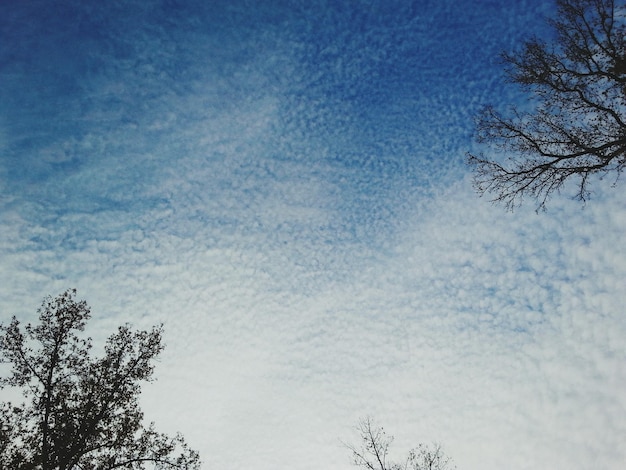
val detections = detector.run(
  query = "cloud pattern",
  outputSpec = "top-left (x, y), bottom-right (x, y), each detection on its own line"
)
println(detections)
top-left (1, 1), bottom-right (624, 469)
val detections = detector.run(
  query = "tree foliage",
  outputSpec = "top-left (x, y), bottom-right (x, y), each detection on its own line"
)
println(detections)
top-left (0, 289), bottom-right (200, 470)
top-left (469, 0), bottom-right (626, 209)
top-left (345, 418), bottom-right (454, 470)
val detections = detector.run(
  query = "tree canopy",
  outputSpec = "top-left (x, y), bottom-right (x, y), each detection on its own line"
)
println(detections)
top-left (0, 289), bottom-right (200, 470)
top-left (469, 0), bottom-right (626, 209)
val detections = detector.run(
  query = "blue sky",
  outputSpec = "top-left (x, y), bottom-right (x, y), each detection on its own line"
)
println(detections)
top-left (1, 1), bottom-right (625, 469)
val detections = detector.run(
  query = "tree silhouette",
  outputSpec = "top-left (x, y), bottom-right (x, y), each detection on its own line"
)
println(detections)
top-left (345, 418), bottom-right (454, 470)
top-left (469, 0), bottom-right (626, 209)
top-left (0, 289), bottom-right (200, 470)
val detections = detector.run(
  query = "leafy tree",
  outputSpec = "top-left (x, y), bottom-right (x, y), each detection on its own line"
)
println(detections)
top-left (469, 0), bottom-right (626, 209)
top-left (0, 289), bottom-right (200, 470)
top-left (345, 418), bottom-right (454, 470)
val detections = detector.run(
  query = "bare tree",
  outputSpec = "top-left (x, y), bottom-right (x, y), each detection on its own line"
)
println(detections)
top-left (468, 0), bottom-right (626, 209)
top-left (0, 289), bottom-right (200, 470)
top-left (345, 417), bottom-right (454, 470)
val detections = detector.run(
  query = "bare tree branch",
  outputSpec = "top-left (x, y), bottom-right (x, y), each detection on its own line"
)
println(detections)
top-left (345, 418), bottom-right (454, 470)
top-left (468, 0), bottom-right (626, 209)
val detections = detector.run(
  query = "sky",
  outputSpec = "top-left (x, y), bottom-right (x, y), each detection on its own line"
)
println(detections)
top-left (1, 0), bottom-right (625, 469)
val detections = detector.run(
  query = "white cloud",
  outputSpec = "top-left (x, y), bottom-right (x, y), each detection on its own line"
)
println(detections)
top-left (1, 1), bottom-right (624, 469)
top-left (2, 158), bottom-right (625, 470)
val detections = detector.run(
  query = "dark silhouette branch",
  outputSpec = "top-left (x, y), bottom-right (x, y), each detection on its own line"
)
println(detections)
top-left (345, 418), bottom-right (454, 470)
top-left (469, 0), bottom-right (626, 209)
top-left (0, 290), bottom-right (200, 470)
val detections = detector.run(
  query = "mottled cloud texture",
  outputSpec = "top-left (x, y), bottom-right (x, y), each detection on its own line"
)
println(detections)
top-left (1, 1), bottom-right (625, 469)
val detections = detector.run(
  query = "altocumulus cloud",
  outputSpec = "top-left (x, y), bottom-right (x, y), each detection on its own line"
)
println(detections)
top-left (1, 0), bottom-right (624, 469)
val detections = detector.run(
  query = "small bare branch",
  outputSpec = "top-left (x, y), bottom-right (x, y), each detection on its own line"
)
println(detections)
top-left (345, 418), bottom-right (454, 470)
